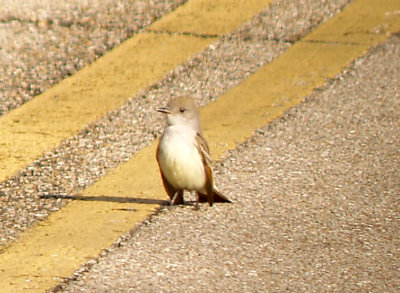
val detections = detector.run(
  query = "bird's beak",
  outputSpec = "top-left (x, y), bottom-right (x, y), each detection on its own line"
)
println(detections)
top-left (157, 106), bottom-right (170, 114)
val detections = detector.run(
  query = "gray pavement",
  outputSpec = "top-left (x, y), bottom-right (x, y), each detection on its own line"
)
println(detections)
top-left (0, 0), bottom-right (399, 291)
top-left (55, 34), bottom-right (400, 292)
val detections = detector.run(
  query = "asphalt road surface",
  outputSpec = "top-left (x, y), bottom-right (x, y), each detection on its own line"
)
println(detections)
top-left (0, 0), bottom-right (398, 291)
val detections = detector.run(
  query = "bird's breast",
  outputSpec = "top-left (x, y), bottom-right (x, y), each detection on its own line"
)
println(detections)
top-left (157, 126), bottom-right (206, 191)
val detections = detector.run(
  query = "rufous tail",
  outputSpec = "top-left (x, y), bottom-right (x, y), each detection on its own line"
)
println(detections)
top-left (197, 189), bottom-right (231, 204)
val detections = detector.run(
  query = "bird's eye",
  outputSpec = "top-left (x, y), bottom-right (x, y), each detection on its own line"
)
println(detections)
top-left (179, 108), bottom-right (185, 113)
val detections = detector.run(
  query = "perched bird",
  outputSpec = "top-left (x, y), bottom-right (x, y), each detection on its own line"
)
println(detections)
top-left (156, 96), bottom-right (231, 208)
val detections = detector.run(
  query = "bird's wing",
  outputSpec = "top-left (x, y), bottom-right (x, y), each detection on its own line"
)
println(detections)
top-left (195, 133), bottom-right (231, 204)
top-left (196, 133), bottom-right (214, 206)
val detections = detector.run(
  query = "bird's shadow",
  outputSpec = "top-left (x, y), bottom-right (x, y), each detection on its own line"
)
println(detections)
top-left (40, 194), bottom-right (170, 207)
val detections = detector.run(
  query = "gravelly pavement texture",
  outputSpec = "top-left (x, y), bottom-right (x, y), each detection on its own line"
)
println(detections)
top-left (55, 35), bottom-right (400, 292)
top-left (1, 0), bottom-right (399, 291)
top-left (0, 0), bottom-right (185, 115)
top-left (0, 0), bottom-right (350, 247)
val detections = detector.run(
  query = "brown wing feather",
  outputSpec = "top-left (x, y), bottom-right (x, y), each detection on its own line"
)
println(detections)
top-left (196, 133), bottom-right (215, 206)
top-left (195, 133), bottom-right (231, 204)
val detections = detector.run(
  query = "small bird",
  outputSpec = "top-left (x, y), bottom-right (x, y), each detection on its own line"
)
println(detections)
top-left (156, 96), bottom-right (231, 208)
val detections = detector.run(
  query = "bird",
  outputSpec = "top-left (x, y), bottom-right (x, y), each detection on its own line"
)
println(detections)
top-left (156, 96), bottom-right (231, 208)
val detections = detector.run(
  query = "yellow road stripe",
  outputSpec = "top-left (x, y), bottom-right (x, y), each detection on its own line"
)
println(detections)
top-left (0, 201), bottom-right (158, 291)
top-left (149, 0), bottom-right (274, 35)
top-left (0, 33), bottom-right (213, 183)
top-left (1, 0), bottom-right (399, 292)
top-left (304, 0), bottom-right (400, 44)
top-left (204, 0), bottom-right (400, 158)
top-left (0, 0), bottom-right (273, 184)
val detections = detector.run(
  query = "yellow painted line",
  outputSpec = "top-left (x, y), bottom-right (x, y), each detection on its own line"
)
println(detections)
top-left (303, 0), bottom-right (400, 44)
top-left (0, 33), bottom-right (213, 183)
top-left (205, 0), bottom-right (400, 157)
top-left (0, 0), bottom-right (274, 185)
top-left (0, 200), bottom-right (159, 291)
top-left (0, 0), bottom-right (275, 291)
top-left (1, 0), bottom-right (400, 292)
top-left (149, 0), bottom-right (273, 35)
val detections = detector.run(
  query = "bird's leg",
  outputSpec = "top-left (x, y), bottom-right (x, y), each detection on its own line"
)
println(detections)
top-left (170, 191), bottom-right (180, 206)
top-left (194, 191), bottom-right (199, 210)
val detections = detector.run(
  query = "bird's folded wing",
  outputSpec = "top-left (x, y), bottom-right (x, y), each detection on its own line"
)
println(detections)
top-left (196, 133), bottom-right (214, 205)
